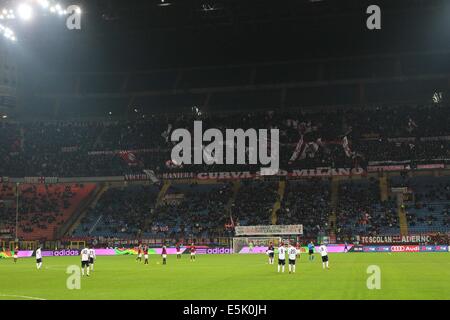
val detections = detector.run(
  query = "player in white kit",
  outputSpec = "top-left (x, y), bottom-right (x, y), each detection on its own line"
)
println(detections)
top-left (277, 243), bottom-right (287, 273)
top-left (319, 243), bottom-right (329, 269)
top-left (89, 248), bottom-right (96, 271)
top-left (81, 247), bottom-right (90, 276)
top-left (287, 244), bottom-right (298, 274)
top-left (35, 247), bottom-right (42, 270)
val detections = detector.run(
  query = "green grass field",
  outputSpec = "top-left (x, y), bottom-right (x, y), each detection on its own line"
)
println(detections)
top-left (0, 253), bottom-right (449, 300)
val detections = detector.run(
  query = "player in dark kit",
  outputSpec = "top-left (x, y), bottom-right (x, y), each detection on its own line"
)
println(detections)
top-left (190, 244), bottom-right (196, 262)
top-left (267, 243), bottom-right (275, 265)
top-left (144, 246), bottom-right (149, 264)
top-left (136, 245), bottom-right (142, 262)
top-left (308, 241), bottom-right (315, 261)
top-left (176, 244), bottom-right (181, 259)
top-left (162, 246), bottom-right (167, 265)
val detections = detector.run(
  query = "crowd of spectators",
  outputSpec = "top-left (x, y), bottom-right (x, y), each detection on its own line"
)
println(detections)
top-left (336, 179), bottom-right (399, 237)
top-left (0, 184), bottom-right (89, 240)
top-left (277, 179), bottom-right (331, 237)
top-left (17, 184), bottom-right (79, 234)
top-left (3, 175), bottom-right (449, 241)
top-left (75, 183), bottom-right (234, 239)
top-left (231, 180), bottom-right (278, 226)
top-left (393, 176), bottom-right (450, 232)
top-left (75, 185), bottom-right (158, 237)
top-left (151, 183), bottom-right (233, 238)
top-left (75, 180), bottom-right (283, 239)
top-left (0, 104), bottom-right (449, 177)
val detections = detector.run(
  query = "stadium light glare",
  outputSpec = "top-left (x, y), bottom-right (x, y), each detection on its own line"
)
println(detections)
top-left (0, 22), bottom-right (17, 41)
top-left (17, 3), bottom-right (33, 21)
top-left (158, 0), bottom-right (172, 7)
top-left (37, 0), bottom-right (50, 9)
top-left (0, 9), bottom-right (14, 20)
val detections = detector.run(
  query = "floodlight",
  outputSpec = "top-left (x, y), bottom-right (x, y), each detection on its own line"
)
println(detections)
top-left (17, 3), bottom-right (33, 21)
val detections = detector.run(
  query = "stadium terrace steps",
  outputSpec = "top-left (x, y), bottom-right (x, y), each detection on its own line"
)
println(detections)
top-left (331, 178), bottom-right (339, 210)
top-left (227, 180), bottom-right (241, 226)
top-left (379, 176), bottom-right (389, 202)
top-left (62, 183), bottom-right (107, 238)
top-left (329, 177), bottom-right (340, 237)
top-left (271, 181), bottom-right (286, 225)
top-left (156, 181), bottom-right (171, 208)
top-left (397, 193), bottom-right (409, 236)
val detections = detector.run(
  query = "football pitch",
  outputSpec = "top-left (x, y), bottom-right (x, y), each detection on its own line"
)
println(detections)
top-left (0, 253), bottom-right (449, 300)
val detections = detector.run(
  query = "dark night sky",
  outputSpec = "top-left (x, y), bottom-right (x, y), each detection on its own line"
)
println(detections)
top-left (8, 0), bottom-right (450, 72)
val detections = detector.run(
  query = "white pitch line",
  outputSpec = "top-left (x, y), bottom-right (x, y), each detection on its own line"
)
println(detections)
top-left (0, 294), bottom-right (47, 300)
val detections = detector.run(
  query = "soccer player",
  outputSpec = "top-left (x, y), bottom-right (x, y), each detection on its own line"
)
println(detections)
top-left (319, 243), bottom-right (329, 269)
top-left (13, 246), bottom-right (19, 263)
top-left (35, 246), bottom-right (42, 270)
top-left (288, 243), bottom-right (298, 274)
top-left (267, 242), bottom-right (275, 265)
top-left (308, 241), bottom-right (315, 261)
top-left (344, 241), bottom-right (348, 253)
top-left (144, 246), bottom-right (149, 265)
top-left (136, 244), bottom-right (143, 262)
top-left (162, 246), bottom-right (167, 265)
top-left (89, 247), bottom-right (96, 271)
top-left (176, 243), bottom-right (181, 259)
top-left (277, 242), bottom-right (286, 273)
top-left (190, 243), bottom-right (196, 262)
top-left (296, 242), bottom-right (301, 258)
top-left (81, 246), bottom-right (90, 276)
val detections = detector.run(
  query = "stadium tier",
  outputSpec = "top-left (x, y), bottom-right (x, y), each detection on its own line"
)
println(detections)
top-left (1, 104), bottom-right (450, 177)
top-left (1, 175), bottom-right (449, 242)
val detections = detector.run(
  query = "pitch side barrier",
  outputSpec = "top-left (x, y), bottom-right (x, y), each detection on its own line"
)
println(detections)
top-left (2, 245), bottom-right (449, 258)
top-left (350, 244), bottom-right (449, 253)
top-left (237, 244), bottom-right (449, 254)
top-left (0, 246), bottom-right (234, 258)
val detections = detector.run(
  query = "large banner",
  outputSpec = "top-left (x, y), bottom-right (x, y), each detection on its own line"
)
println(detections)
top-left (23, 177), bottom-right (59, 184)
top-left (235, 225), bottom-right (303, 236)
top-left (367, 164), bottom-right (445, 172)
top-left (358, 234), bottom-right (433, 244)
top-left (239, 244), bottom-right (352, 254)
top-left (195, 247), bottom-right (233, 255)
top-left (0, 247), bottom-right (234, 258)
top-left (158, 168), bottom-right (365, 181)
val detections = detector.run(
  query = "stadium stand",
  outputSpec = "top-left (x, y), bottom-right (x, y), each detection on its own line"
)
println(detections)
top-left (0, 184), bottom-right (96, 241)
top-left (1, 104), bottom-right (450, 178)
top-left (391, 176), bottom-right (450, 234)
top-left (277, 179), bottom-right (331, 237)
